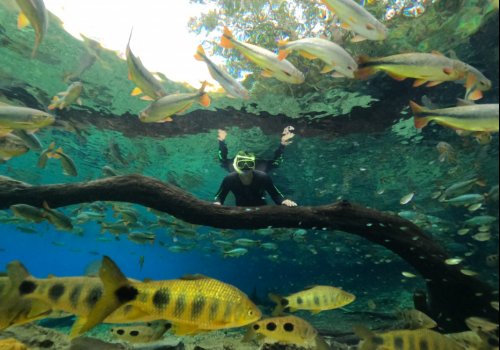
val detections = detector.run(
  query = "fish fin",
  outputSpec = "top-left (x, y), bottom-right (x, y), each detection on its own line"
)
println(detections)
top-left (314, 335), bottom-right (331, 350)
top-left (159, 117), bottom-right (174, 123)
top-left (268, 293), bottom-right (288, 316)
top-left (140, 96), bottom-right (154, 101)
top-left (180, 274), bottom-right (211, 281)
top-left (220, 27), bottom-right (234, 49)
top-left (467, 89), bottom-right (483, 101)
top-left (200, 93), bottom-right (211, 107)
top-left (410, 101), bottom-right (430, 129)
top-left (310, 310), bottom-right (322, 315)
top-left (7, 261), bottom-right (31, 290)
top-left (27, 300), bottom-right (53, 320)
top-left (131, 87), bottom-right (143, 96)
top-left (413, 116), bottom-right (430, 129)
top-left (321, 65), bottom-right (335, 74)
top-left (171, 323), bottom-right (202, 336)
top-left (340, 23), bottom-right (350, 30)
top-left (299, 51), bottom-right (318, 60)
top-left (277, 39), bottom-right (288, 47)
top-left (354, 67), bottom-right (377, 80)
top-left (194, 45), bottom-right (206, 61)
top-left (77, 98), bottom-right (83, 106)
top-left (331, 72), bottom-right (347, 78)
top-left (456, 98), bottom-right (475, 106)
top-left (443, 67), bottom-right (454, 75)
top-left (465, 72), bottom-right (477, 89)
top-left (426, 81), bottom-right (444, 87)
top-left (387, 72), bottom-right (407, 81)
top-left (431, 51), bottom-right (445, 56)
top-left (278, 49), bottom-right (289, 61)
top-left (413, 79), bottom-right (428, 88)
top-left (70, 256), bottom-right (138, 338)
top-left (17, 12), bottom-right (30, 29)
top-left (42, 201), bottom-right (51, 211)
top-left (48, 104), bottom-right (57, 110)
top-left (351, 35), bottom-right (368, 43)
top-left (354, 57), bottom-right (377, 80)
top-left (261, 70), bottom-right (274, 78)
top-left (353, 325), bottom-right (376, 340)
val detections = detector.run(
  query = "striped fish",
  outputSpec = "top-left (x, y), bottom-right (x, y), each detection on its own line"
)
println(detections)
top-left (269, 285), bottom-right (356, 316)
top-left (194, 45), bottom-right (250, 100)
top-left (354, 326), bottom-right (465, 350)
top-left (220, 27), bottom-right (305, 85)
top-left (16, 257), bottom-right (139, 338)
top-left (123, 275), bottom-right (262, 335)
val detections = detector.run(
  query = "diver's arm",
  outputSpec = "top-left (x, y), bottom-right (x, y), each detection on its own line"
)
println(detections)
top-left (269, 126), bottom-right (294, 168)
top-left (214, 177), bottom-right (230, 205)
top-left (264, 175), bottom-right (286, 205)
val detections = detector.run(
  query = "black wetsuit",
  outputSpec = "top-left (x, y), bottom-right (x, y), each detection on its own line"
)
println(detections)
top-left (214, 170), bottom-right (285, 206)
top-left (218, 140), bottom-right (285, 173)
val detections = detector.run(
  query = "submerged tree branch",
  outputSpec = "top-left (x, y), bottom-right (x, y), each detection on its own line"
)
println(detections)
top-left (0, 174), bottom-right (496, 332)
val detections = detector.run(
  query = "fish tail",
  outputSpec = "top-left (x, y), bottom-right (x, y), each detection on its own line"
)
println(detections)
top-left (220, 27), bottom-right (234, 49)
top-left (31, 37), bottom-right (40, 58)
top-left (277, 40), bottom-right (289, 61)
top-left (127, 27), bottom-right (134, 48)
top-left (70, 256), bottom-right (139, 338)
top-left (198, 82), bottom-right (211, 107)
top-left (353, 325), bottom-right (377, 350)
top-left (194, 45), bottom-right (206, 61)
top-left (268, 293), bottom-right (288, 316)
top-left (409, 101), bottom-right (430, 129)
top-left (466, 89), bottom-right (484, 101)
top-left (354, 56), bottom-right (378, 80)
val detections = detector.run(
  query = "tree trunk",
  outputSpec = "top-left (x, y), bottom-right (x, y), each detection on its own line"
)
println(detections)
top-left (0, 174), bottom-right (496, 332)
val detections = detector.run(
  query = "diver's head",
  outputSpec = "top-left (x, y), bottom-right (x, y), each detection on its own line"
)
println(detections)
top-left (233, 151), bottom-right (256, 174)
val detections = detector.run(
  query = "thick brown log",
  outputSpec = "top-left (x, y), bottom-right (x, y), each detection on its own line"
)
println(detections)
top-left (0, 174), bottom-right (496, 332)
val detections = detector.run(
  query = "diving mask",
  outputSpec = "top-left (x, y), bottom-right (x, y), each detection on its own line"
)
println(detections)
top-left (233, 153), bottom-right (256, 174)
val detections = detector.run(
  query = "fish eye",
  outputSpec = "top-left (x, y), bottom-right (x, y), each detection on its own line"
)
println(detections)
top-left (248, 310), bottom-right (255, 316)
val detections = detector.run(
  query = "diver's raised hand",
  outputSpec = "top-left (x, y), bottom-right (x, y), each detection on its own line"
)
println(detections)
top-left (218, 129), bottom-right (227, 141)
top-left (281, 126), bottom-right (295, 146)
top-left (281, 199), bottom-right (298, 207)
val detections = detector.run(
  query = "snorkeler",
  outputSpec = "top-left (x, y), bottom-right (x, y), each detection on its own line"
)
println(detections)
top-left (217, 126), bottom-right (295, 173)
top-left (214, 151), bottom-right (298, 207)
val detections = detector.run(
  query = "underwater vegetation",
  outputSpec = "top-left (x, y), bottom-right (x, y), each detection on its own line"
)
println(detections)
top-left (0, 0), bottom-right (499, 349)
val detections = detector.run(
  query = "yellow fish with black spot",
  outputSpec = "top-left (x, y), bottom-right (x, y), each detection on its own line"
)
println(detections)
top-left (269, 285), bottom-right (355, 316)
top-left (119, 274), bottom-right (262, 335)
top-left (14, 257), bottom-right (140, 338)
top-left (243, 315), bottom-right (329, 350)
top-left (354, 325), bottom-right (465, 350)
